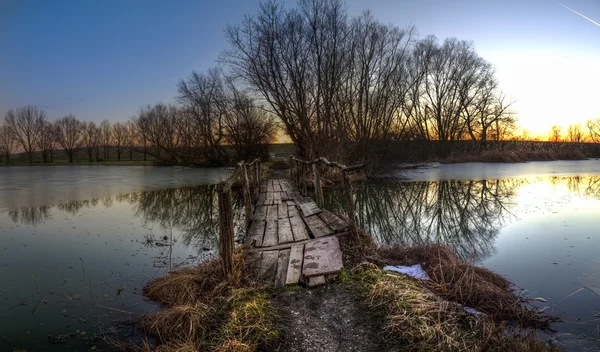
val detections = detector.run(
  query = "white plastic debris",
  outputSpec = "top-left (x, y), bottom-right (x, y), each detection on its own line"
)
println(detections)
top-left (383, 264), bottom-right (430, 281)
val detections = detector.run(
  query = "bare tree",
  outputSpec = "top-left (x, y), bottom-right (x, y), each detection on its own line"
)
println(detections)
top-left (100, 120), bottom-right (111, 161)
top-left (0, 124), bottom-right (16, 164)
top-left (222, 84), bottom-right (277, 160)
top-left (177, 68), bottom-right (228, 164)
top-left (38, 120), bottom-right (56, 163)
top-left (566, 123), bottom-right (583, 142)
top-left (4, 105), bottom-right (46, 163)
top-left (136, 103), bottom-right (183, 164)
top-left (82, 121), bottom-right (101, 162)
top-left (54, 114), bottom-right (83, 163)
top-left (549, 125), bottom-right (562, 142)
top-left (587, 118), bottom-right (600, 143)
top-left (125, 120), bottom-right (137, 161)
top-left (111, 122), bottom-right (128, 161)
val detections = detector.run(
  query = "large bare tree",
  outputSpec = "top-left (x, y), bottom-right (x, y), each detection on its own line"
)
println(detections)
top-left (54, 114), bottom-right (83, 163)
top-left (111, 122), bottom-right (128, 161)
top-left (4, 105), bottom-right (46, 163)
top-left (100, 120), bottom-right (111, 161)
top-left (38, 120), bottom-right (56, 163)
top-left (587, 118), bottom-right (600, 143)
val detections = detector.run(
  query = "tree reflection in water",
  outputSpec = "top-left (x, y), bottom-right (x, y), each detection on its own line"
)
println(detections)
top-left (5, 185), bottom-right (245, 257)
top-left (323, 179), bottom-right (525, 261)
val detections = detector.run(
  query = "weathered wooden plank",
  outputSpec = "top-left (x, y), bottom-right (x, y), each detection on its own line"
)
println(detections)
top-left (273, 179), bottom-right (283, 192)
top-left (280, 179), bottom-right (291, 192)
top-left (286, 244), bottom-right (304, 285)
top-left (265, 191), bottom-right (274, 205)
top-left (277, 217), bottom-right (294, 244)
top-left (307, 275), bottom-right (326, 288)
top-left (273, 191), bottom-right (282, 204)
top-left (248, 220), bottom-right (265, 247)
top-left (262, 205), bottom-right (279, 247)
top-left (277, 203), bottom-right (288, 219)
top-left (253, 205), bottom-right (268, 221)
top-left (260, 184), bottom-right (267, 193)
top-left (302, 237), bottom-right (343, 277)
top-left (255, 231), bottom-right (349, 251)
top-left (288, 204), bottom-right (301, 218)
top-left (317, 209), bottom-right (347, 233)
top-left (275, 249), bottom-right (291, 288)
top-left (269, 179), bottom-right (275, 192)
top-left (258, 250), bottom-right (279, 282)
top-left (299, 200), bottom-right (321, 217)
top-left (289, 212), bottom-right (310, 241)
top-left (303, 214), bottom-right (332, 238)
top-left (257, 193), bottom-right (266, 205)
top-left (281, 191), bottom-right (289, 201)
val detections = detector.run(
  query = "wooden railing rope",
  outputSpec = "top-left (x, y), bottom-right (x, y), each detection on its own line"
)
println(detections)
top-left (288, 156), bottom-right (364, 228)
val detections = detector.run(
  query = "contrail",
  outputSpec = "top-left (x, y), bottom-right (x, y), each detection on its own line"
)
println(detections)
top-left (556, 1), bottom-right (600, 27)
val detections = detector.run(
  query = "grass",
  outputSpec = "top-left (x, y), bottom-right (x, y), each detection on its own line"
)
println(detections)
top-left (122, 247), bottom-right (279, 352)
top-left (347, 267), bottom-right (561, 352)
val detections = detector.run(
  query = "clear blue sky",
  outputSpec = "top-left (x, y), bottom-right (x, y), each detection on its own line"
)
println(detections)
top-left (1, 0), bottom-right (599, 137)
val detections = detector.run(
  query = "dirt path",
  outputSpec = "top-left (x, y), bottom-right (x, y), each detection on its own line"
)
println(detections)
top-left (272, 283), bottom-right (394, 352)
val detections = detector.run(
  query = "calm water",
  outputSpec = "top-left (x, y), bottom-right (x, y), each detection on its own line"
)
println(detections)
top-left (0, 166), bottom-right (245, 351)
top-left (2, 162), bottom-right (600, 350)
top-left (324, 160), bottom-right (600, 350)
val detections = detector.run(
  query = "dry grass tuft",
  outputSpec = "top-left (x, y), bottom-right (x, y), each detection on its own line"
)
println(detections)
top-left (351, 267), bottom-right (561, 352)
top-left (140, 304), bottom-right (212, 344)
top-left (212, 339), bottom-right (253, 352)
top-left (377, 244), bottom-right (556, 329)
top-left (144, 248), bottom-right (254, 307)
top-left (155, 341), bottom-right (199, 352)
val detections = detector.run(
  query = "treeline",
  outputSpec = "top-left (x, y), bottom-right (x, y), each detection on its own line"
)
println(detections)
top-left (12, 0), bottom-right (600, 167)
top-left (0, 73), bottom-right (277, 165)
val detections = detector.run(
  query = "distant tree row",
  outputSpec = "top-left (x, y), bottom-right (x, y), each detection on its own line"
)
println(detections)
top-left (1, 73), bottom-right (277, 165)
top-left (547, 121), bottom-right (600, 143)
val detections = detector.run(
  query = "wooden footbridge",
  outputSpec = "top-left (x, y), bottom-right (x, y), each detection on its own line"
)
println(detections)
top-left (216, 157), bottom-right (363, 287)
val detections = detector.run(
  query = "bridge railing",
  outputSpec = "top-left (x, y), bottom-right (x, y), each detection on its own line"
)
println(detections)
top-left (289, 156), bottom-right (364, 228)
top-left (217, 158), bottom-right (261, 277)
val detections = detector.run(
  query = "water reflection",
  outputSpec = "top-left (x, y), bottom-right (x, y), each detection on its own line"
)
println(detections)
top-left (5, 185), bottom-right (245, 255)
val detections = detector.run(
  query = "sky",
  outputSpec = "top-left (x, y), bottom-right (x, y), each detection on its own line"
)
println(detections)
top-left (1, 0), bottom-right (599, 139)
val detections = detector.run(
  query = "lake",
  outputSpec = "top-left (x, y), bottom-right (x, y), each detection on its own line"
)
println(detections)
top-left (1, 161), bottom-right (600, 351)
top-left (0, 166), bottom-right (243, 351)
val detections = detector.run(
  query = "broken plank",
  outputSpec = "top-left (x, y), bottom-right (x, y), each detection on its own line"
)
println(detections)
top-left (277, 217), bottom-right (294, 244)
top-left (289, 214), bottom-right (310, 241)
top-left (307, 275), bottom-right (326, 288)
top-left (255, 231), bottom-right (350, 251)
top-left (286, 244), bottom-right (304, 285)
top-left (248, 220), bottom-right (265, 247)
top-left (274, 249), bottom-right (291, 288)
top-left (302, 237), bottom-right (343, 277)
top-left (262, 205), bottom-right (278, 247)
top-left (317, 209), bottom-right (348, 233)
top-left (303, 214), bottom-right (333, 238)
top-left (299, 200), bottom-right (321, 217)
top-left (257, 251), bottom-right (279, 282)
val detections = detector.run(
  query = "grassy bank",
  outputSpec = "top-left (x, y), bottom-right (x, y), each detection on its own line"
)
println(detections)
top-left (116, 228), bottom-right (560, 352)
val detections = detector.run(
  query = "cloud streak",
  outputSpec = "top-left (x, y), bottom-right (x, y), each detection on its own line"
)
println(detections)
top-left (556, 1), bottom-right (600, 27)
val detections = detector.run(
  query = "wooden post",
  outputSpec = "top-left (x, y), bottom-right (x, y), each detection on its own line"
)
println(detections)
top-left (342, 170), bottom-right (357, 231)
top-left (241, 163), bottom-right (253, 230)
top-left (217, 183), bottom-right (234, 278)
top-left (289, 156), bottom-right (294, 179)
top-left (312, 162), bottom-right (323, 206)
top-left (301, 162), bottom-right (308, 196)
